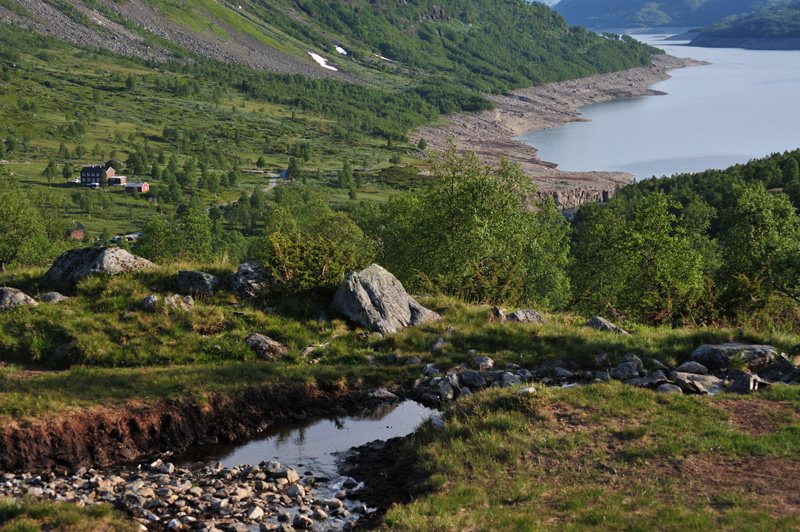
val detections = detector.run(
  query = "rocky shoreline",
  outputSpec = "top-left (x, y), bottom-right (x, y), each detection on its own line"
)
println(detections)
top-left (413, 54), bottom-right (708, 214)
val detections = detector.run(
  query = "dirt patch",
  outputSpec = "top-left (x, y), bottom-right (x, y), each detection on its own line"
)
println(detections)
top-left (675, 455), bottom-right (800, 517)
top-left (0, 382), bottom-right (384, 473)
top-left (714, 398), bottom-right (797, 435)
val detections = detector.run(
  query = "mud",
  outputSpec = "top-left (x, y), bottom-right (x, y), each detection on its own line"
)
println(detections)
top-left (0, 383), bottom-right (383, 473)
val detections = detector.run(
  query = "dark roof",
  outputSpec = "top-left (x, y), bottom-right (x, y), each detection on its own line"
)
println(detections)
top-left (75, 222), bottom-right (85, 230)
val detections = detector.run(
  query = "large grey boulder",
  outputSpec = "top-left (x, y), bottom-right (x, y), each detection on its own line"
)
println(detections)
top-left (0, 287), bottom-right (38, 311)
top-left (506, 309), bottom-right (547, 324)
top-left (669, 371), bottom-right (723, 394)
top-left (586, 316), bottom-right (630, 335)
top-left (39, 292), bottom-right (69, 304)
top-left (177, 270), bottom-right (219, 296)
top-left (223, 263), bottom-right (272, 297)
top-left (690, 343), bottom-right (777, 372)
top-left (44, 247), bottom-right (155, 287)
top-left (331, 264), bottom-right (439, 334)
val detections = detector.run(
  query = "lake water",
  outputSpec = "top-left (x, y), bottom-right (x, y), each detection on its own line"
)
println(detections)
top-left (515, 35), bottom-right (800, 180)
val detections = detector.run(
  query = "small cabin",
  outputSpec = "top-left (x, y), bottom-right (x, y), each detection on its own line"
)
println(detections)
top-left (67, 222), bottom-right (85, 240)
top-left (125, 182), bottom-right (149, 193)
top-left (108, 175), bottom-right (127, 186)
top-left (80, 163), bottom-right (116, 186)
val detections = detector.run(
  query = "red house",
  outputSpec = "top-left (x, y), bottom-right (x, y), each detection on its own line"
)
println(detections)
top-left (125, 182), bottom-right (149, 193)
top-left (67, 222), bottom-right (85, 239)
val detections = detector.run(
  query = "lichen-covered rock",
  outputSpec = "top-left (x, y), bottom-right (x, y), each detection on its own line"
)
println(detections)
top-left (625, 370), bottom-right (670, 389)
top-left (165, 294), bottom-right (194, 312)
top-left (176, 270), bottom-right (219, 296)
top-left (331, 264), bottom-right (439, 334)
top-left (0, 287), bottom-right (38, 311)
top-left (610, 361), bottom-right (640, 381)
top-left (38, 292), bottom-right (69, 304)
top-left (506, 309), bottom-right (547, 324)
top-left (460, 371), bottom-right (486, 389)
top-left (245, 333), bottom-right (288, 360)
top-left (674, 361), bottom-right (708, 375)
top-left (44, 247), bottom-right (155, 287)
top-left (472, 356), bottom-right (495, 371)
top-left (585, 316), bottom-right (630, 335)
top-left (223, 262), bottom-right (272, 298)
top-left (656, 383), bottom-right (683, 394)
top-left (141, 294), bottom-right (158, 310)
top-left (669, 371), bottom-right (723, 394)
top-left (690, 343), bottom-right (777, 371)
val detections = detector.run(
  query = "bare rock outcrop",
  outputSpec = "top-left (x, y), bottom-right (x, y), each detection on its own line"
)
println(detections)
top-left (177, 270), bottom-right (219, 296)
top-left (223, 263), bottom-right (272, 298)
top-left (331, 264), bottom-right (439, 335)
top-left (690, 343), bottom-right (777, 372)
top-left (44, 247), bottom-right (155, 287)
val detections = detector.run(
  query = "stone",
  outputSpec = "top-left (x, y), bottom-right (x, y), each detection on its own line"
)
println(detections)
top-left (44, 247), bottom-right (155, 287)
top-left (622, 353), bottom-right (645, 373)
top-left (141, 294), bottom-right (159, 310)
top-left (674, 361), bottom-right (709, 375)
top-left (292, 515), bottom-right (313, 529)
top-left (431, 337), bottom-right (448, 353)
top-left (691, 343), bottom-right (777, 371)
top-left (651, 359), bottom-right (669, 371)
top-left (490, 306), bottom-right (506, 322)
top-left (757, 356), bottom-right (798, 382)
top-left (729, 373), bottom-right (770, 394)
top-left (437, 380), bottom-right (456, 401)
top-left (551, 367), bottom-right (574, 380)
top-left (585, 316), bottom-right (630, 335)
top-left (312, 508), bottom-right (328, 520)
top-left (245, 333), bottom-right (289, 360)
top-left (473, 356), bottom-right (495, 371)
top-left (669, 372), bottom-right (723, 394)
top-left (460, 371), bottom-right (486, 388)
top-left (423, 363), bottom-right (440, 376)
top-left (368, 388), bottom-right (398, 401)
top-left (431, 417), bottom-right (445, 430)
top-left (595, 371), bottom-right (611, 382)
top-left (594, 353), bottom-right (608, 367)
top-left (610, 362), bottom-right (640, 381)
top-left (223, 262), bottom-right (272, 297)
top-left (177, 270), bottom-right (219, 296)
top-left (624, 370), bottom-right (670, 389)
top-left (386, 352), bottom-right (400, 364)
top-left (0, 287), bottom-right (38, 311)
top-left (506, 309), bottom-right (547, 324)
top-left (331, 264), bottom-right (439, 334)
top-left (39, 292), bottom-right (69, 304)
top-left (502, 372), bottom-right (523, 387)
top-left (656, 383), bottom-right (683, 394)
top-left (516, 368), bottom-right (533, 382)
top-left (275, 467), bottom-right (300, 484)
top-left (165, 294), bottom-right (194, 311)
top-left (516, 387), bottom-right (537, 395)
top-left (287, 485), bottom-right (305, 498)
top-left (404, 356), bottom-right (422, 366)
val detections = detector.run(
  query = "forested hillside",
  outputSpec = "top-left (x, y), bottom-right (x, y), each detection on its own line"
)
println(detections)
top-left (553, 0), bottom-right (793, 29)
top-left (691, 0), bottom-right (800, 42)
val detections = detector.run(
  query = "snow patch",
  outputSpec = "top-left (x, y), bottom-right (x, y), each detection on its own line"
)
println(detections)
top-left (335, 45), bottom-right (348, 55)
top-left (373, 53), bottom-right (393, 62)
top-left (307, 51), bottom-right (338, 71)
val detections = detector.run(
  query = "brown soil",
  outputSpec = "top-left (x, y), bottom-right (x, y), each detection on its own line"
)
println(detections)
top-left (413, 54), bottom-right (709, 212)
top-left (0, 382), bottom-right (384, 473)
top-left (715, 398), bottom-right (799, 435)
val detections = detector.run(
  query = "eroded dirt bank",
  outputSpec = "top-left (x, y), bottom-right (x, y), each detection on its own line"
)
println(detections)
top-left (0, 382), bottom-right (382, 473)
top-left (414, 54), bottom-right (708, 214)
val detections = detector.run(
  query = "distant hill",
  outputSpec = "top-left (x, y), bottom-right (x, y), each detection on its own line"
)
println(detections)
top-left (689, 0), bottom-right (800, 48)
top-left (553, 0), bottom-right (793, 29)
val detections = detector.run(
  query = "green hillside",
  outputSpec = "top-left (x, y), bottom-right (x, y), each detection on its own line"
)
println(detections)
top-left (697, 0), bottom-right (800, 38)
top-left (553, 0), bottom-right (793, 29)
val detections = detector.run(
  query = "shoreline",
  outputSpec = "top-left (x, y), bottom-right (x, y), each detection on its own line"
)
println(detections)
top-left (413, 54), bottom-right (708, 212)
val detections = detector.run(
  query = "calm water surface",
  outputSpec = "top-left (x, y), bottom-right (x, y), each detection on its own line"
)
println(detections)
top-left (515, 36), bottom-right (800, 179)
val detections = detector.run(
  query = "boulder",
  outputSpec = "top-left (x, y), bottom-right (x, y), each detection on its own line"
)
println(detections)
top-left (245, 333), bottom-right (288, 360)
top-left (141, 294), bottom-right (158, 310)
top-left (624, 370), bottom-right (670, 389)
top-left (501, 372), bottom-right (523, 387)
top-left (610, 361), bottom-right (641, 381)
top-left (44, 247), bottom-right (155, 287)
top-left (506, 309), bottom-right (547, 324)
top-left (756, 355), bottom-right (798, 382)
top-left (460, 371), bottom-right (486, 389)
top-left (690, 343), bottom-right (777, 371)
top-left (473, 356), bottom-right (495, 371)
top-left (39, 292), bottom-right (69, 304)
top-left (729, 373), bottom-right (770, 395)
top-left (490, 306), bottom-right (506, 322)
top-left (431, 338), bottom-right (448, 353)
top-left (165, 294), bottom-right (194, 312)
top-left (656, 383), bottom-right (683, 394)
top-left (669, 371), bottom-right (723, 395)
top-left (223, 263), bottom-right (272, 298)
top-left (674, 361), bottom-right (709, 375)
top-left (331, 264), bottom-right (439, 334)
top-left (0, 287), bottom-right (38, 311)
top-left (585, 316), bottom-right (630, 335)
top-left (176, 270), bottom-right (219, 296)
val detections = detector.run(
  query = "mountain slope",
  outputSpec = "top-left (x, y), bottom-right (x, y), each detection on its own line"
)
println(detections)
top-left (690, 0), bottom-right (800, 47)
top-left (1, 0), bottom-right (658, 93)
top-left (553, 0), bottom-right (793, 29)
